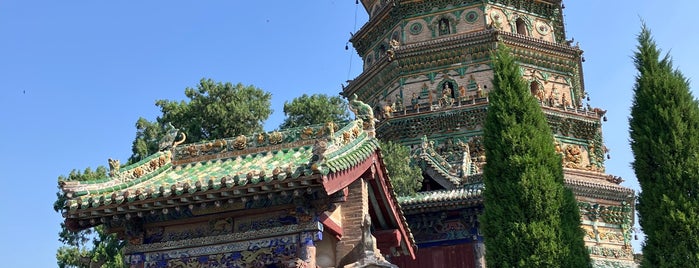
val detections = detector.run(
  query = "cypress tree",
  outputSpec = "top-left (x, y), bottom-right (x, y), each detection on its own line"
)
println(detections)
top-left (481, 44), bottom-right (589, 267)
top-left (629, 25), bottom-right (699, 267)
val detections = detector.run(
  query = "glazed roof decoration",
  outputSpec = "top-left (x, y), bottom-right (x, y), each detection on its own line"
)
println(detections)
top-left (60, 120), bottom-right (360, 220)
top-left (58, 103), bottom-right (416, 256)
top-left (411, 135), bottom-right (482, 189)
top-left (60, 120), bottom-right (357, 207)
top-left (398, 184), bottom-right (484, 212)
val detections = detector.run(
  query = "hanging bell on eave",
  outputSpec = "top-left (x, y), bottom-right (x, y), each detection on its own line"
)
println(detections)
top-left (603, 115), bottom-right (607, 122)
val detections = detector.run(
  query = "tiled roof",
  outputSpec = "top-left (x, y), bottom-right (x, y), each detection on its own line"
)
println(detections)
top-left (411, 136), bottom-right (464, 188)
top-left (563, 168), bottom-right (635, 201)
top-left (59, 118), bottom-right (418, 258)
top-left (411, 135), bottom-right (483, 189)
top-left (60, 120), bottom-right (377, 215)
top-left (397, 169), bottom-right (635, 213)
top-left (398, 183), bottom-right (484, 212)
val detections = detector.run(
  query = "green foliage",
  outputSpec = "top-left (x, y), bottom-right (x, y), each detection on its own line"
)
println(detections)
top-left (481, 44), bottom-right (589, 267)
top-left (380, 140), bottom-right (423, 196)
top-left (55, 226), bottom-right (124, 268)
top-left (156, 78), bottom-right (272, 143)
top-left (279, 93), bottom-right (350, 129)
top-left (54, 168), bottom-right (124, 268)
top-left (56, 246), bottom-right (88, 268)
top-left (128, 117), bottom-right (163, 164)
top-left (56, 78), bottom-right (273, 267)
top-left (560, 188), bottom-right (591, 267)
top-left (127, 78), bottom-right (273, 163)
top-left (90, 226), bottom-right (126, 268)
top-left (629, 25), bottom-right (699, 267)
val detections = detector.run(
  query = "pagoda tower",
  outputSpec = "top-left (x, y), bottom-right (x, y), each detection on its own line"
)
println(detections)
top-left (343, 0), bottom-right (636, 267)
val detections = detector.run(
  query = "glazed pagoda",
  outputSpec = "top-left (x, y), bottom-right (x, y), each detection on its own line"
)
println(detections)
top-left (342, 0), bottom-right (635, 267)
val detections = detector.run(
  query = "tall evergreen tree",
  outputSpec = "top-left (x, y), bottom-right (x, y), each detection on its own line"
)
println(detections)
top-left (481, 44), bottom-right (589, 267)
top-left (629, 25), bottom-right (699, 267)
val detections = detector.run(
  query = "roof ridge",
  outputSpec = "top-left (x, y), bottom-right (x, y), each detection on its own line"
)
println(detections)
top-left (398, 183), bottom-right (484, 205)
top-left (172, 121), bottom-right (354, 165)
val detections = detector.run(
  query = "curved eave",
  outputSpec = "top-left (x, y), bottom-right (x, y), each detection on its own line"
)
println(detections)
top-left (498, 30), bottom-right (582, 57)
top-left (416, 151), bottom-right (462, 188)
top-left (60, 151), bottom-right (173, 198)
top-left (398, 186), bottom-right (484, 214)
top-left (351, 0), bottom-right (397, 56)
top-left (61, 121), bottom-right (384, 231)
top-left (345, 29), bottom-right (582, 104)
top-left (565, 177), bottom-right (635, 202)
top-left (374, 148), bottom-right (418, 259)
top-left (62, 172), bottom-right (324, 230)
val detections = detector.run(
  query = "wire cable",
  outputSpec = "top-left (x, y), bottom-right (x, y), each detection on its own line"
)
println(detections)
top-left (346, 0), bottom-right (360, 81)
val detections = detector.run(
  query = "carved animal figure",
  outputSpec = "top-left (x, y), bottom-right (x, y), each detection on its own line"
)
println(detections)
top-left (159, 123), bottom-right (186, 151)
top-left (361, 214), bottom-right (376, 252)
top-left (325, 121), bottom-right (336, 140)
top-left (301, 127), bottom-right (314, 139)
top-left (592, 107), bottom-right (607, 116)
top-left (348, 94), bottom-right (376, 130)
top-left (349, 94), bottom-right (373, 119)
top-left (342, 131), bottom-right (351, 144)
top-left (311, 139), bottom-right (327, 164)
top-left (382, 103), bottom-right (394, 119)
top-left (108, 158), bottom-right (120, 177)
top-left (387, 39), bottom-right (399, 61)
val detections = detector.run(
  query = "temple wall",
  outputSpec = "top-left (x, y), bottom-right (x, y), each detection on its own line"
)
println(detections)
top-left (121, 206), bottom-right (323, 267)
top-left (391, 242), bottom-right (476, 268)
top-left (336, 178), bottom-right (371, 267)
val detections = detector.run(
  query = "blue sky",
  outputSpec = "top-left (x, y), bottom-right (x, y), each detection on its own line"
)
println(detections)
top-left (0, 1), bottom-right (696, 266)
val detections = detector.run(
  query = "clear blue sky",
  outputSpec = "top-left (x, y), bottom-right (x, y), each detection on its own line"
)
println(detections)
top-left (0, 1), bottom-right (696, 266)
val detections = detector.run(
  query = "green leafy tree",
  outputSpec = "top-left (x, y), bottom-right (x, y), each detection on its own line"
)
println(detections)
top-left (128, 78), bottom-right (273, 163)
top-left (54, 167), bottom-right (124, 268)
top-left (277, 93), bottom-right (421, 196)
top-left (380, 141), bottom-right (423, 196)
top-left (629, 25), bottom-right (699, 267)
top-left (128, 117), bottom-right (163, 164)
top-left (480, 44), bottom-right (589, 267)
top-left (279, 93), bottom-right (350, 129)
top-left (56, 78), bottom-right (273, 267)
top-left (156, 78), bottom-right (272, 143)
